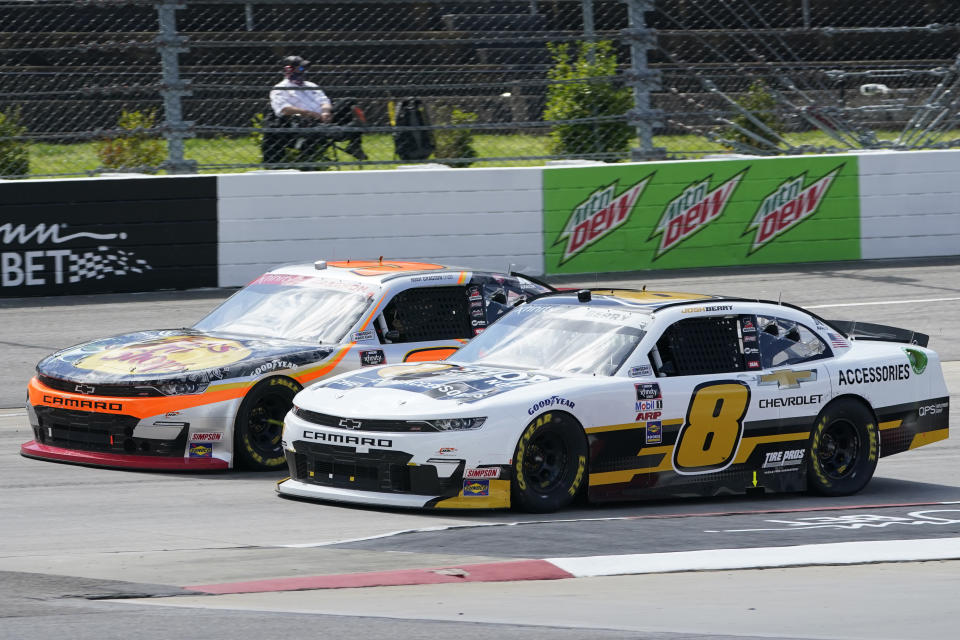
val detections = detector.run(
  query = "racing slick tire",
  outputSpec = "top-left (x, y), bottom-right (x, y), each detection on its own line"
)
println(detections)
top-left (807, 398), bottom-right (879, 497)
top-left (511, 411), bottom-right (588, 513)
top-left (234, 377), bottom-right (301, 471)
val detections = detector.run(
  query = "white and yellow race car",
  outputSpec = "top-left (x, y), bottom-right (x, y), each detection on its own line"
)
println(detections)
top-left (278, 289), bottom-right (948, 511)
top-left (23, 260), bottom-right (551, 471)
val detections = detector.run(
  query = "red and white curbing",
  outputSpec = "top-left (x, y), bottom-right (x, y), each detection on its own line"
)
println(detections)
top-left (186, 537), bottom-right (960, 595)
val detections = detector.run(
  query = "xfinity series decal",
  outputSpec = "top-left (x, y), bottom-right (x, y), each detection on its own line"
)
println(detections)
top-left (554, 175), bottom-right (652, 264)
top-left (744, 166), bottom-right (841, 254)
top-left (650, 170), bottom-right (745, 258)
top-left (324, 363), bottom-right (556, 403)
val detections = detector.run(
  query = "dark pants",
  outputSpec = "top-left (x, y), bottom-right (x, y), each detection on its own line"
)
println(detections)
top-left (261, 99), bottom-right (366, 165)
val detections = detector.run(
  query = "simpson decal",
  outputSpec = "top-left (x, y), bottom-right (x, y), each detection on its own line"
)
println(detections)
top-left (554, 176), bottom-right (652, 264)
top-left (464, 467), bottom-right (501, 479)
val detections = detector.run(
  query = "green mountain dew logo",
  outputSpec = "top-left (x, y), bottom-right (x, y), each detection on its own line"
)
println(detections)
top-left (649, 170), bottom-right (745, 258)
top-left (554, 174), bottom-right (652, 264)
top-left (903, 347), bottom-right (928, 375)
top-left (744, 166), bottom-right (842, 254)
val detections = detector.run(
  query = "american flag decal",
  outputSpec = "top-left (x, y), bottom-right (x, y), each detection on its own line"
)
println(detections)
top-left (828, 332), bottom-right (849, 349)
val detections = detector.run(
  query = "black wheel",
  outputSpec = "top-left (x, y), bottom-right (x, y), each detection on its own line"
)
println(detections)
top-left (511, 411), bottom-right (587, 513)
top-left (234, 377), bottom-right (300, 471)
top-left (807, 398), bottom-right (879, 496)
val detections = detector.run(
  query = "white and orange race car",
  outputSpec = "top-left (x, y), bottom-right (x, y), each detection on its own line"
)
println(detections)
top-left (22, 259), bottom-right (551, 471)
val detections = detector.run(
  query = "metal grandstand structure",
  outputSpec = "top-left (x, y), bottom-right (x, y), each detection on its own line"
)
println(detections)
top-left (0, 0), bottom-right (959, 177)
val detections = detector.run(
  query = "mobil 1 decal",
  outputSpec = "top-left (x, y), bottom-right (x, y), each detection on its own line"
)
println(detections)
top-left (542, 157), bottom-right (859, 275)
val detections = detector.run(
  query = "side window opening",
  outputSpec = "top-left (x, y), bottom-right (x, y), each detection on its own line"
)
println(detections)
top-left (757, 316), bottom-right (830, 368)
top-left (652, 316), bottom-right (744, 376)
top-left (379, 286), bottom-right (471, 343)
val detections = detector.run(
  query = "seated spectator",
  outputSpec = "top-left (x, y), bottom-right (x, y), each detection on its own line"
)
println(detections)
top-left (261, 55), bottom-right (367, 164)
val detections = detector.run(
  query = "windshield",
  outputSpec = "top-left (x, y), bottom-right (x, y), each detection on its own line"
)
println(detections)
top-left (194, 276), bottom-right (373, 343)
top-left (451, 303), bottom-right (648, 376)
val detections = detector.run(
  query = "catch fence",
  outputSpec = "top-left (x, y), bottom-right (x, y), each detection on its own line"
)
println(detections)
top-left (1, 0), bottom-right (959, 177)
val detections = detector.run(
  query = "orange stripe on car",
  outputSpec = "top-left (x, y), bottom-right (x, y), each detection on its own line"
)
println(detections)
top-left (29, 376), bottom-right (248, 420)
top-left (403, 347), bottom-right (459, 362)
top-left (294, 345), bottom-right (353, 385)
top-left (359, 297), bottom-right (386, 331)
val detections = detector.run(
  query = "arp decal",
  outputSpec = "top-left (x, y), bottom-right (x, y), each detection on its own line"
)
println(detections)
top-left (650, 170), bottom-right (745, 258)
top-left (554, 175), bottom-right (653, 264)
top-left (74, 335), bottom-right (252, 375)
top-left (744, 167), bottom-right (841, 254)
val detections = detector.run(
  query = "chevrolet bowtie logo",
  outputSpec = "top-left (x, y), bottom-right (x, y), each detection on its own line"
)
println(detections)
top-left (758, 369), bottom-right (817, 389)
top-left (74, 384), bottom-right (95, 394)
top-left (338, 418), bottom-right (363, 430)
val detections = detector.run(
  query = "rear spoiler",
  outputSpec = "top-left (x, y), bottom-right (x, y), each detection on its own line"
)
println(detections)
top-left (828, 320), bottom-right (929, 348)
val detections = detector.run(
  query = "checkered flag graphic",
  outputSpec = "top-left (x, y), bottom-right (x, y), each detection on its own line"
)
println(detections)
top-left (68, 246), bottom-right (152, 283)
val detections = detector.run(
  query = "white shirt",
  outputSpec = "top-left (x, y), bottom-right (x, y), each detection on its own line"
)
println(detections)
top-left (269, 79), bottom-right (332, 117)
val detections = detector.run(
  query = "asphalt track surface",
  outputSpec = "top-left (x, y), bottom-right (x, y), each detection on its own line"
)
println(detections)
top-left (2, 257), bottom-right (960, 639)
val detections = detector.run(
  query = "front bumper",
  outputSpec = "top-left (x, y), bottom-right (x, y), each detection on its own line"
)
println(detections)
top-left (24, 376), bottom-right (237, 470)
top-left (278, 413), bottom-right (511, 509)
top-left (20, 440), bottom-right (229, 471)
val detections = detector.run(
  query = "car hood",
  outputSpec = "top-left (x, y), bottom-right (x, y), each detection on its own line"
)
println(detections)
top-left (37, 328), bottom-right (336, 384)
top-left (300, 362), bottom-right (562, 416)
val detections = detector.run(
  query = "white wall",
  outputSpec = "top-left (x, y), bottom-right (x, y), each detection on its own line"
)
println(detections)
top-left (217, 167), bottom-right (544, 287)
top-left (859, 150), bottom-right (960, 259)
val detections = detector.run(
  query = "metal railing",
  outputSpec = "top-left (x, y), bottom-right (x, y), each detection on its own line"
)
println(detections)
top-left (1, 0), bottom-right (959, 178)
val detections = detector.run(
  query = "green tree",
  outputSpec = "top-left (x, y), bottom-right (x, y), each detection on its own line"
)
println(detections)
top-left (543, 41), bottom-right (633, 157)
top-left (97, 109), bottom-right (166, 171)
top-left (0, 107), bottom-right (30, 177)
top-left (721, 80), bottom-right (785, 151)
top-left (435, 107), bottom-right (478, 168)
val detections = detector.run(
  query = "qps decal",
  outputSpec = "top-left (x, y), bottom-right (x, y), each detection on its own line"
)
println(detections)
top-left (553, 175), bottom-right (652, 264)
top-left (649, 170), bottom-right (745, 258)
top-left (744, 166), bottom-right (842, 254)
top-left (1, 178), bottom-right (217, 297)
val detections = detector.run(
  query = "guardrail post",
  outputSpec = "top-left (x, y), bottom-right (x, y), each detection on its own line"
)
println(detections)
top-left (156, 0), bottom-right (197, 174)
top-left (623, 0), bottom-right (665, 161)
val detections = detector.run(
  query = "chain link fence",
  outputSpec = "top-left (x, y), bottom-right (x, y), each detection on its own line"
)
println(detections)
top-left (1, 0), bottom-right (959, 178)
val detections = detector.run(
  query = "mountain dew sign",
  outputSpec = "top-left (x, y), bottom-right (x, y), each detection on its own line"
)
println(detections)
top-left (543, 156), bottom-right (860, 274)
